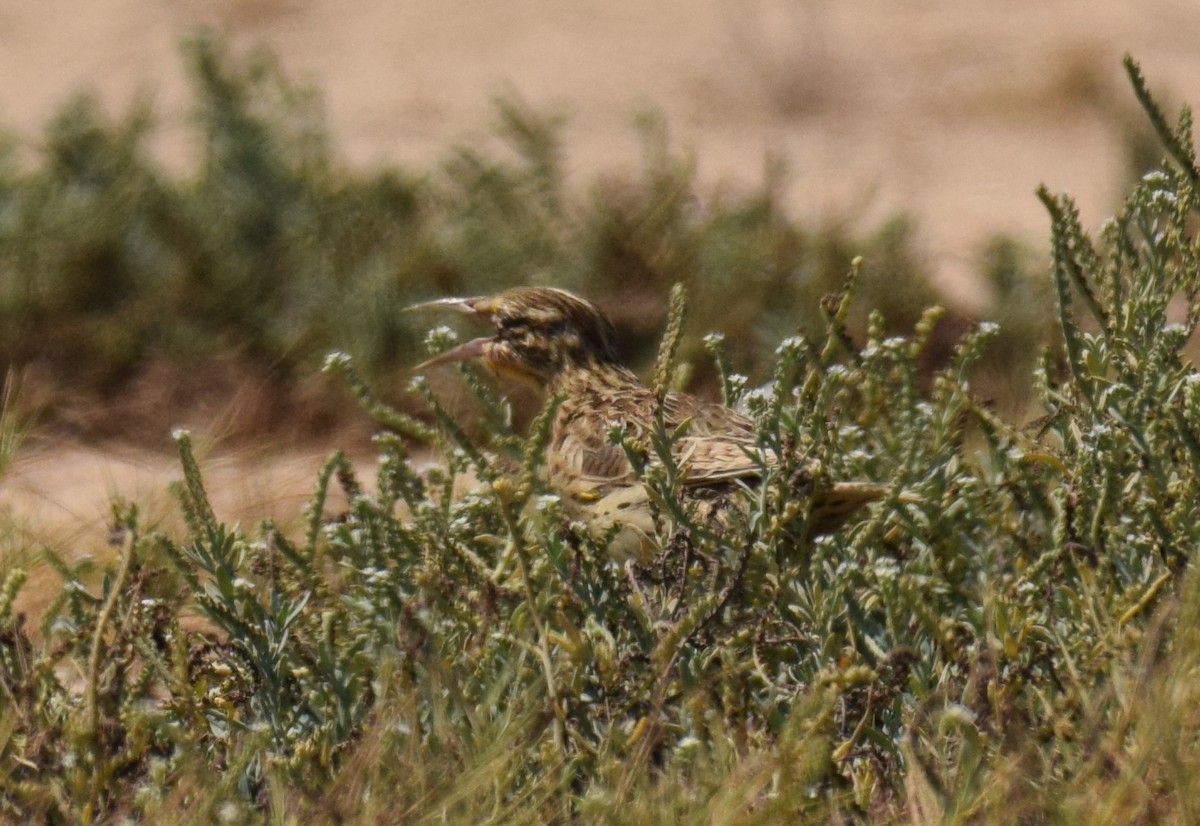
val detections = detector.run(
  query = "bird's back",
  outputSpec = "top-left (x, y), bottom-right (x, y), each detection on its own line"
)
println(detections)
top-left (547, 364), bottom-right (769, 505)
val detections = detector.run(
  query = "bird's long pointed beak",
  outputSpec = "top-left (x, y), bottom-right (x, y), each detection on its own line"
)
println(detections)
top-left (403, 296), bottom-right (483, 315)
top-left (414, 336), bottom-right (493, 370)
top-left (407, 294), bottom-right (503, 371)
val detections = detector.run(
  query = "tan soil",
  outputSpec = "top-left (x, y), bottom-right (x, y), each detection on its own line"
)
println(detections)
top-left (2, 0), bottom-right (1199, 601)
top-left (2, 437), bottom-right (370, 618)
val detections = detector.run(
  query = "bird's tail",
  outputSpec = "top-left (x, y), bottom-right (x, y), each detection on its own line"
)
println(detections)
top-left (809, 482), bottom-right (893, 535)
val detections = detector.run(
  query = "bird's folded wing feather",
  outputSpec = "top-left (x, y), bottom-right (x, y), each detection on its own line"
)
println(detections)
top-left (554, 426), bottom-right (772, 497)
top-left (554, 389), bottom-right (777, 498)
top-left (673, 436), bottom-right (771, 485)
top-left (662, 391), bottom-right (773, 485)
top-left (553, 431), bottom-right (635, 499)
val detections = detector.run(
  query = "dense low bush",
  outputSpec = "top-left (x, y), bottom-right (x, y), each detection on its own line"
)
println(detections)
top-left (3, 56), bottom-right (1199, 824)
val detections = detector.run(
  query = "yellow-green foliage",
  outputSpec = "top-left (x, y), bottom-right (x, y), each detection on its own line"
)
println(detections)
top-left (4, 57), bottom-right (1200, 825)
top-left (0, 371), bottom-right (23, 478)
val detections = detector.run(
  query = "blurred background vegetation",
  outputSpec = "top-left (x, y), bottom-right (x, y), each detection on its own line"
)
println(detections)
top-left (0, 35), bottom-right (1056, 445)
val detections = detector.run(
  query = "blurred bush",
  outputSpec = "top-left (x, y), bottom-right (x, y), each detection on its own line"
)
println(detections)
top-left (0, 34), bottom-right (1050, 442)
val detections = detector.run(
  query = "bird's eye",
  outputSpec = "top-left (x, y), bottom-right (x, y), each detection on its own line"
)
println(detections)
top-left (497, 317), bottom-right (528, 334)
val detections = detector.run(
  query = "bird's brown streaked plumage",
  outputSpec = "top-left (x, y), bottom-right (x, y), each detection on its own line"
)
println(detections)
top-left (410, 286), bottom-right (886, 558)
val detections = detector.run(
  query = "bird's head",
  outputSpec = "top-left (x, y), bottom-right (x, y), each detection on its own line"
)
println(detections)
top-left (407, 287), bottom-right (619, 385)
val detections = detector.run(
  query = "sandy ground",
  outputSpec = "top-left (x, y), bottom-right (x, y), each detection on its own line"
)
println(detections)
top-left (2, 0), bottom-right (1200, 590)
top-left (2, 437), bottom-right (370, 615)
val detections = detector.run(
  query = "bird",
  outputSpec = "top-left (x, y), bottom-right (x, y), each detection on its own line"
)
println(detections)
top-left (408, 286), bottom-right (886, 559)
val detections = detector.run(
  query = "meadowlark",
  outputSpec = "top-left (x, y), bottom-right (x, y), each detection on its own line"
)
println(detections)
top-left (410, 286), bottom-right (885, 559)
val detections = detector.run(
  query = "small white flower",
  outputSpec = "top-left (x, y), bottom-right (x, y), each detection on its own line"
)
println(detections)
top-left (873, 558), bottom-right (900, 580)
top-left (321, 350), bottom-right (352, 372)
top-left (775, 335), bottom-right (805, 356)
top-left (424, 325), bottom-right (458, 349)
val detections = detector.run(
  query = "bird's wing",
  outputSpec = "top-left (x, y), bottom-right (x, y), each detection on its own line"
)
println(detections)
top-left (552, 429), bottom-right (638, 500)
top-left (662, 391), bottom-right (756, 438)
top-left (674, 435), bottom-right (772, 486)
top-left (553, 388), bottom-right (774, 498)
top-left (661, 391), bottom-right (770, 485)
